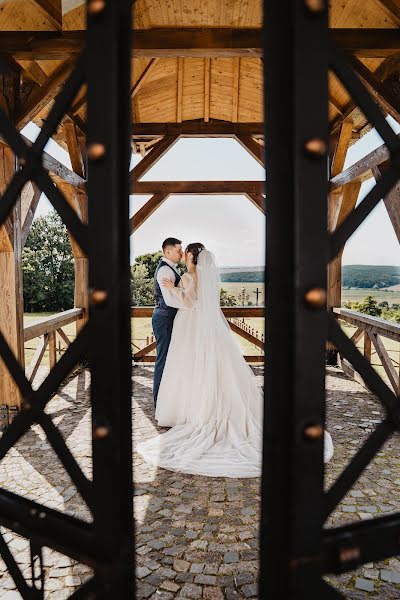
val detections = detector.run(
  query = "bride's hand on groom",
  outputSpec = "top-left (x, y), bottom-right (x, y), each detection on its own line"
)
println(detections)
top-left (162, 278), bottom-right (175, 289)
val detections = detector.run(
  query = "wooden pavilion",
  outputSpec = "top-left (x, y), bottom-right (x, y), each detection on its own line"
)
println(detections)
top-left (0, 0), bottom-right (400, 414)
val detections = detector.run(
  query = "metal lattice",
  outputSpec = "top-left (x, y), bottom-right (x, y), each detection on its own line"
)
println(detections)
top-left (0, 2), bottom-right (134, 598)
top-left (262, 2), bottom-right (400, 598)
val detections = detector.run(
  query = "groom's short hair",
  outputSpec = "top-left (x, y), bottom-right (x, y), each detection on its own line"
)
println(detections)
top-left (162, 237), bottom-right (182, 251)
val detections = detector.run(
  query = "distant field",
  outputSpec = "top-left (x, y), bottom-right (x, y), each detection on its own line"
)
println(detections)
top-left (221, 282), bottom-right (265, 306)
top-left (342, 288), bottom-right (400, 304)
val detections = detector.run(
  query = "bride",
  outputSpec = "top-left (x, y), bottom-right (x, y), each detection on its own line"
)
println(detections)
top-left (137, 243), bottom-right (334, 478)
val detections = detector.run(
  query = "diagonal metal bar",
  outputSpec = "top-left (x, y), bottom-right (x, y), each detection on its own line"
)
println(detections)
top-left (328, 315), bottom-right (398, 415)
top-left (0, 326), bottom-right (88, 461)
top-left (32, 52), bottom-right (86, 154)
top-left (328, 42), bottom-right (400, 154)
top-left (330, 163), bottom-right (400, 260)
top-left (323, 418), bottom-right (395, 519)
top-left (0, 489), bottom-right (101, 565)
top-left (0, 530), bottom-right (40, 600)
top-left (38, 413), bottom-right (93, 509)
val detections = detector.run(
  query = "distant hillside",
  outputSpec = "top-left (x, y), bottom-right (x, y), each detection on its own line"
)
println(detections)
top-left (219, 266), bottom-right (264, 283)
top-left (342, 265), bottom-right (400, 289)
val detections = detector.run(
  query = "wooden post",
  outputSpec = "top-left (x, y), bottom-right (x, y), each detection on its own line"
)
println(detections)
top-left (0, 74), bottom-right (25, 411)
top-left (48, 331), bottom-right (57, 369)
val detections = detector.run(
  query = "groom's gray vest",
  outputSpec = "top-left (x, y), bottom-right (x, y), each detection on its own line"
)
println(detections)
top-left (154, 260), bottom-right (181, 317)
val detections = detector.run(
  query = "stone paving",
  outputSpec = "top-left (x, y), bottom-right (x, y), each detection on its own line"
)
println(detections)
top-left (0, 364), bottom-right (398, 598)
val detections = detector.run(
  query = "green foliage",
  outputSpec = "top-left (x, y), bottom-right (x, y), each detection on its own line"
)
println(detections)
top-left (342, 265), bottom-right (400, 289)
top-left (345, 295), bottom-right (382, 317)
top-left (22, 211), bottom-right (74, 312)
top-left (220, 288), bottom-right (238, 307)
top-left (134, 251), bottom-right (163, 279)
top-left (221, 271), bottom-right (264, 283)
top-left (131, 263), bottom-right (154, 306)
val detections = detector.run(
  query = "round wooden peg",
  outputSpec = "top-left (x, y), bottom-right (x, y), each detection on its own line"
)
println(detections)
top-left (304, 0), bottom-right (325, 13)
top-left (304, 138), bottom-right (327, 157)
top-left (305, 287), bottom-right (327, 308)
top-left (88, 143), bottom-right (106, 160)
top-left (304, 424), bottom-right (323, 441)
top-left (89, 289), bottom-right (108, 305)
top-left (88, 0), bottom-right (106, 15)
top-left (93, 425), bottom-right (110, 440)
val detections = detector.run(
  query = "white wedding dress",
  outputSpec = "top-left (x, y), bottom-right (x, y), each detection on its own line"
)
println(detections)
top-left (137, 250), bottom-right (334, 478)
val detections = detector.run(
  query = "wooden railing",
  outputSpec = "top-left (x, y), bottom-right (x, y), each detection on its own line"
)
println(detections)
top-left (24, 308), bottom-right (83, 384)
top-left (131, 306), bottom-right (265, 363)
top-left (334, 308), bottom-right (400, 394)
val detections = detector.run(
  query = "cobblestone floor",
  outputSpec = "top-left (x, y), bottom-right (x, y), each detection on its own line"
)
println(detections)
top-left (0, 365), bottom-right (398, 598)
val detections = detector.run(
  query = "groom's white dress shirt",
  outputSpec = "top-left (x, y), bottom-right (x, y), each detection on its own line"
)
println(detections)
top-left (156, 257), bottom-right (194, 310)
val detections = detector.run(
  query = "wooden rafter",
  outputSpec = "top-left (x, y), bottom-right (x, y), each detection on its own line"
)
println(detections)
top-left (348, 54), bottom-right (400, 124)
top-left (372, 161), bottom-right (400, 243)
top-left (130, 135), bottom-right (179, 184)
top-left (331, 119), bottom-right (353, 178)
top-left (374, 0), bottom-right (400, 26)
top-left (132, 121), bottom-right (264, 138)
top-left (130, 193), bottom-right (170, 234)
top-left (1, 29), bottom-right (400, 60)
top-left (132, 181), bottom-right (265, 195)
top-left (131, 58), bottom-right (159, 97)
top-left (235, 135), bottom-right (265, 167)
top-left (16, 60), bottom-right (74, 130)
top-left (18, 61), bottom-right (48, 86)
top-left (177, 57), bottom-right (184, 123)
top-left (27, 0), bottom-right (62, 29)
top-left (21, 182), bottom-right (42, 247)
top-left (204, 58), bottom-right (211, 122)
top-left (245, 192), bottom-right (266, 214)
top-left (64, 119), bottom-right (85, 179)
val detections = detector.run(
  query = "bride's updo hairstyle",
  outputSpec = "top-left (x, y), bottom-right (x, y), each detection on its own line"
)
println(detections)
top-left (185, 242), bottom-right (205, 265)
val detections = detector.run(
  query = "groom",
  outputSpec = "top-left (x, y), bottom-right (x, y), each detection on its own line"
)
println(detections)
top-left (152, 237), bottom-right (183, 405)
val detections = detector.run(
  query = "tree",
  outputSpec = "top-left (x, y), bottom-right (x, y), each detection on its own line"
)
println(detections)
top-left (220, 288), bottom-right (237, 307)
top-left (135, 251), bottom-right (163, 279)
top-left (131, 263), bottom-right (155, 306)
top-left (357, 296), bottom-right (382, 317)
top-left (22, 211), bottom-right (74, 312)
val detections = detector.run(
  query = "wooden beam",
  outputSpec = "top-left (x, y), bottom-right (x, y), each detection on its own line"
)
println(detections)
top-left (132, 121), bottom-right (264, 138)
top-left (228, 320), bottom-right (264, 350)
top-left (21, 182), bottom-right (42, 247)
top-left (204, 58), bottom-right (211, 122)
top-left (235, 135), bottom-right (265, 167)
top-left (331, 119), bottom-right (354, 178)
top-left (27, 0), bottom-right (62, 29)
top-left (131, 58), bottom-right (159, 97)
top-left (374, 0), bottom-right (400, 27)
top-left (64, 119), bottom-right (85, 179)
top-left (130, 193), bottom-right (170, 234)
top-left (348, 54), bottom-right (400, 124)
top-left (232, 58), bottom-right (240, 123)
top-left (18, 61), bottom-right (48, 86)
top-left (245, 192), bottom-right (266, 214)
top-left (330, 133), bottom-right (397, 190)
top-left (372, 161), bottom-right (400, 243)
top-left (16, 60), bottom-right (74, 130)
top-left (177, 57), bottom-right (183, 123)
top-left (131, 306), bottom-right (264, 318)
top-left (130, 136), bottom-right (179, 184)
top-left (132, 181), bottom-right (265, 195)
top-left (368, 331), bottom-right (400, 394)
top-left (1, 29), bottom-right (400, 60)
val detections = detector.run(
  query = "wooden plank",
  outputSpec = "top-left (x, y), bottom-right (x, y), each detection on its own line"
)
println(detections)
top-left (132, 121), bottom-right (264, 138)
top-left (18, 61), bottom-right (48, 86)
top-left (331, 120), bottom-right (354, 178)
top-left (333, 308), bottom-right (400, 341)
top-left (27, 0), bottom-right (62, 29)
top-left (16, 60), bottom-right (74, 130)
top-left (232, 58), bottom-right (240, 122)
top-left (132, 181), bottom-right (265, 195)
top-left (21, 182), bottom-right (42, 247)
top-left (64, 119), bottom-right (85, 179)
top-left (177, 57), bottom-right (183, 123)
top-left (364, 331), bottom-right (372, 363)
top-left (74, 257), bottom-right (88, 334)
top-left (26, 334), bottom-right (49, 384)
top-left (330, 134), bottom-right (397, 190)
top-left (204, 58), bottom-right (211, 122)
top-left (130, 193), bottom-right (170, 233)
top-left (49, 331), bottom-right (57, 369)
top-left (348, 54), bottom-right (400, 124)
top-left (372, 161), bottom-right (400, 243)
top-left (56, 328), bottom-right (71, 347)
top-left (134, 340), bottom-right (156, 359)
top-left (374, 0), bottom-right (400, 27)
top-left (130, 136), bottom-right (179, 184)
top-left (136, 354), bottom-right (265, 363)
top-left (369, 331), bottom-right (400, 394)
top-left (236, 135), bottom-right (264, 166)
top-left (131, 306), bottom-right (265, 318)
top-left (24, 308), bottom-right (83, 342)
top-left (1, 30), bottom-right (399, 60)
top-left (350, 326), bottom-right (364, 344)
top-left (245, 192), bottom-right (266, 214)
top-left (131, 58), bottom-right (159, 97)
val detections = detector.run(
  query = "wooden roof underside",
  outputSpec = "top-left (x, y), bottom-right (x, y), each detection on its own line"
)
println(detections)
top-left (0, 0), bottom-right (399, 153)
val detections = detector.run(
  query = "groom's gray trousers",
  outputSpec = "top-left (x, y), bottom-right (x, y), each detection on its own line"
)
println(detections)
top-left (152, 308), bottom-right (175, 405)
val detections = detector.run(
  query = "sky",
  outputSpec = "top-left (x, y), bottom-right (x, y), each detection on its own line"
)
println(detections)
top-left (23, 115), bottom-right (400, 267)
